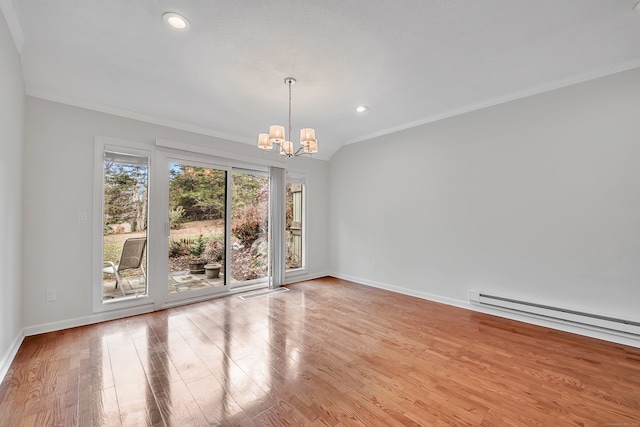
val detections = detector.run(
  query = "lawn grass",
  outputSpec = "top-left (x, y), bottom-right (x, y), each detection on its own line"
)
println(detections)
top-left (103, 242), bottom-right (122, 264)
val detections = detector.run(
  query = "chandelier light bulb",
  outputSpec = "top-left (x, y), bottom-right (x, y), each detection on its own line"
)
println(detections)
top-left (304, 140), bottom-right (318, 154)
top-left (300, 128), bottom-right (316, 143)
top-left (269, 125), bottom-right (285, 144)
top-left (280, 141), bottom-right (294, 156)
top-left (258, 133), bottom-right (272, 150)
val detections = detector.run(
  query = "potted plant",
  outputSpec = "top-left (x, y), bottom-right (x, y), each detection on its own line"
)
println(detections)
top-left (203, 238), bottom-right (223, 278)
top-left (188, 234), bottom-right (207, 274)
top-left (204, 263), bottom-right (221, 279)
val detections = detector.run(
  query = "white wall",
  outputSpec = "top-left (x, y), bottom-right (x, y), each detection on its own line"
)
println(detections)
top-left (330, 67), bottom-right (640, 344)
top-left (0, 9), bottom-right (24, 375)
top-left (22, 97), bottom-right (330, 330)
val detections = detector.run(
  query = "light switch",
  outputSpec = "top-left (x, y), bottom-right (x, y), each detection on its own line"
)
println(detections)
top-left (78, 212), bottom-right (87, 223)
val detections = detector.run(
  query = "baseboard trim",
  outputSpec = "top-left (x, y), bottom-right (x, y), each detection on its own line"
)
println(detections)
top-left (0, 330), bottom-right (25, 381)
top-left (21, 271), bottom-right (332, 337)
top-left (329, 273), bottom-right (640, 349)
top-left (23, 305), bottom-right (156, 337)
top-left (285, 271), bottom-right (332, 285)
top-left (330, 272), bottom-right (470, 309)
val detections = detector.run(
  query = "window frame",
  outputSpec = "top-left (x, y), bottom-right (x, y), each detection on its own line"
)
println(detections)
top-left (285, 171), bottom-right (307, 276)
top-left (93, 137), bottom-right (156, 313)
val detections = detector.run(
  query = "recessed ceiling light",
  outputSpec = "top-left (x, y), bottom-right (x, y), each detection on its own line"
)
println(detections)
top-left (163, 12), bottom-right (190, 30)
top-left (356, 105), bottom-right (369, 113)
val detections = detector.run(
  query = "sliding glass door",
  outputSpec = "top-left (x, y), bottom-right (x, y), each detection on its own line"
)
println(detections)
top-left (162, 154), bottom-right (273, 303)
top-left (166, 160), bottom-right (229, 299)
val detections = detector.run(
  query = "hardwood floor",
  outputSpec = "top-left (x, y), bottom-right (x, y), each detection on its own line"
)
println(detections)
top-left (1, 277), bottom-right (639, 426)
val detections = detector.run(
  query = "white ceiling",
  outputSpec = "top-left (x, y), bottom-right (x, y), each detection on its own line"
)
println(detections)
top-left (10, 0), bottom-right (640, 160)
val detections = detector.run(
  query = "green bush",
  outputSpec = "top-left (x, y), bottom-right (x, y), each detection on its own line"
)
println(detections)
top-left (190, 234), bottom-right (207, 257)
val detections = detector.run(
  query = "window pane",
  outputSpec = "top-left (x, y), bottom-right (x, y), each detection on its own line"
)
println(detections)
top-left (231, 172), bottom-right (269, 283)
top-left (102, 153), bottom-right (148, 300)
top-left (167, 163), bottom-right (227, 294)
top-left (286, 182), bottom-right (303, 270)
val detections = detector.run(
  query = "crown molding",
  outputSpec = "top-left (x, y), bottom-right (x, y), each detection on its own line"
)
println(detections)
top-left (25, 87), bottom-right (255, 145)
top-left (344, 60), bottom-right (640, 147)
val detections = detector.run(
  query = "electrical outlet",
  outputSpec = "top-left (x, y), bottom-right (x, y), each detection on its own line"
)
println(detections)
top-left (78, 212), bottom-right (87, 224)
top-left (46, 289), bottom-right (57, 302)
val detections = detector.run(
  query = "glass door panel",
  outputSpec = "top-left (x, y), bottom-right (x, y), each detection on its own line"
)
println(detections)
top-left (167, 162), bottom-right (227, 296)
top-left (230, 171), bottom-right (269, 286)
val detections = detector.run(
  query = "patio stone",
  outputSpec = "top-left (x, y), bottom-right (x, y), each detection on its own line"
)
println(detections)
top-left (103, 271), bottom-right (224, 300)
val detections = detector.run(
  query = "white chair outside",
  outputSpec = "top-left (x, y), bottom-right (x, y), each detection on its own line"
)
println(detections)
top-left (103, 237), bottom-right (147, 297)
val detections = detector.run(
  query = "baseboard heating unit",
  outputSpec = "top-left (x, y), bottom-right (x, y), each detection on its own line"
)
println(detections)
top-left (469, 291), bottom-right (640, 336)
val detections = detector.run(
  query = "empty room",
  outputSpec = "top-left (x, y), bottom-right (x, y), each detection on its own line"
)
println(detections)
top-left (1, 1), bottom-right (640, 425)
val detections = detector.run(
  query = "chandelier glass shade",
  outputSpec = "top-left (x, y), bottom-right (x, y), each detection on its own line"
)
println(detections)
top-left (257, 78), bottom-right (318, 157)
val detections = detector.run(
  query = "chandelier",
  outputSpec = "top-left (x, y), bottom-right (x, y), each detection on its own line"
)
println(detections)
top-left (257, 77), bottom-right (318, 157)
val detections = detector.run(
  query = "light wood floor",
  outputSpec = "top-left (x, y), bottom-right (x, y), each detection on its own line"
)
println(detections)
top-left (1, 277), bottom-right (639, 426)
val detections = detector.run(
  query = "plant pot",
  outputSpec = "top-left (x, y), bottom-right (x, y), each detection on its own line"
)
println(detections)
top-left (204, 264), bottom-right (221, 279)
top-left (188, 260), bottom-right (206, 274)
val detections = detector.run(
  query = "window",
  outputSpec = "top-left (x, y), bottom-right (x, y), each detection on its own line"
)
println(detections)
top-left (100, 147), bottom-right (149, 301)
top-left (286, 173), bottom-right (306, 271)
